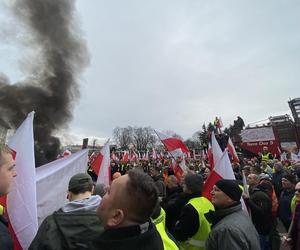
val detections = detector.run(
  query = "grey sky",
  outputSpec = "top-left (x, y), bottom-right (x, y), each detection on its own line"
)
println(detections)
top-left (1, 0), bottom-right (300, 144)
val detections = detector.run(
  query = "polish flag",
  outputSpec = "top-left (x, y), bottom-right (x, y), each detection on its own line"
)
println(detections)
top-left (143, 151), bottom-right (149, 161)
top-left (152, 148), bottom-right (158, 160)
top-left (111, 152), bottom-right (118, 161)
top-left (155, 130), bottom-right (189, 154)
top-left (155, 130), bottom-right (189, 174)
top-left (202, 132), bottom-right (235, 200)
top-left (207, 144), bottom-right (214, 169)
top-left (122, 151), bottom-right (129, 162)
top-left (96, 140), bottom-right (111, 187)
top-left (0, 112), bottom-right (37, 249)
top-left (227, 137), bottom-right (239, 163)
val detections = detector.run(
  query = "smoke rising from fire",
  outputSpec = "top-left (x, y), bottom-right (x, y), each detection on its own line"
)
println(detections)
top-left (0, 0), bottom-right (89, 165)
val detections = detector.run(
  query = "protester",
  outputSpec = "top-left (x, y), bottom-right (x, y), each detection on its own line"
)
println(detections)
top-left (0, 145), bottom-right (16, 250)
top-left (162, 175), bottom-right (183, 231)
top-left (205, 179), bottom-right (260, 250)
top-left (91, 169), bottom-right (169, 250)
top-left (150, 165), bottom-right (166, 198)
top-left (272, 162), bottom-right (284, 198)
top-left (245, 178), bottom-right (273, 250)
top-left (278, 173), bottom-right (296, 231)
top-left (29, 173), bottom-right (103, 249)
top-left (172, 173), bottom-right (214, 250)
top-left (285, 181), bottom-right (300, 249)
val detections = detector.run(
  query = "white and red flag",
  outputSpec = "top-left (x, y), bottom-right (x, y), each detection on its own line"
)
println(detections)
top-left (202, 132), bottom-right (235, 200)
top-left (152, 148), bottom-right (158, 160)
top-left (96, 140), bottom-right (111, 187)
top-left (122, 151), bottom-right (129, 162)
top-left (155, 130), bottom-right (189, 179)
top-left (155, 130), bottom-right (189, 154)
top-left (111, 151), bottom-right (119, 161)
top-left (227, 137), bottom-right (239, 163)
top-left (0, 111), bottom-right (37, 250)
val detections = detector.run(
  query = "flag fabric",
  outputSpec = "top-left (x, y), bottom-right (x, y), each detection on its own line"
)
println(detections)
top-left (96, 140), bottom-right (110, 187)
top-left (155, 130), bottom-right (189, 174)
top-left (202, 132), bottom-right (235, 200)
top-left (152, 148), bottom-right (157, 160)
top-left (111, 152), bottom-right (118, 161)
top-left (36, 149), bottom-right (88, 225)
top-left (207, 144), bottom-right (214, 169)
top-left (227, 137), bottom-right (239, 163)
top-left (1, 112), bottom-right (37, 250)
top-left (155, 130), bottom-right (189, 154)
top-left (122, 151), bottom-right (129, 162)
top-left (90, 152), bottom-right (102, 174)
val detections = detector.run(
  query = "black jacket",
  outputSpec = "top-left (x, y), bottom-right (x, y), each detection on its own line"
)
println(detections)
top-left (172, 193), bottom-right (201, 242)
top-left (246, 186), bottom-right (273, 235)
top-left (29, 211), bottom-right (103, 250)
top-left (0, 215), bottom-right (13, 250)
top-left (90, 222), bottom-right (164, 250)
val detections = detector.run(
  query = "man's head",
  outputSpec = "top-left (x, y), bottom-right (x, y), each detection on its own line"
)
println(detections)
top-left (247, 174), bottom-right (260, 187)
top-left (68, 173), bottom-right (94, 201)
top-left (167, 175), bottom-right (178, 189)
top-left (263, 146), bottom-right (268, 153)
top-left (281, 174), bottom-right (296, 190)
top-left (0, 145), bottom-right (17, 196)
top-left (97, 169), bottom-right (158, 229)
top-left (211, 179), bottom-right (242, 208)
top-left (150, 166), bottom-right (160, 177)
top-left (182, 173), bottom-right (203, 194)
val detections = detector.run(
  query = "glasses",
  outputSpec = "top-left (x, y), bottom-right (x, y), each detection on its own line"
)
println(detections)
top-left (295, 189), bottom-right (300, 193)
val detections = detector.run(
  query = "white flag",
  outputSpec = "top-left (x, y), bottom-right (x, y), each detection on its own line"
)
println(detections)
top-left (36, 149), bottom-right (88, 225)
top-left (7, 111), bottom-right (38, 249)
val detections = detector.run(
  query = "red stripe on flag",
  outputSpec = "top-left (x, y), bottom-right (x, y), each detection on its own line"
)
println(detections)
top-left (202, 170), bottom-right (223, 200)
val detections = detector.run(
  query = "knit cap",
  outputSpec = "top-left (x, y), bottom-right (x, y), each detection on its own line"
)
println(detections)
top-left (215, 179), bottom-right (242, 201)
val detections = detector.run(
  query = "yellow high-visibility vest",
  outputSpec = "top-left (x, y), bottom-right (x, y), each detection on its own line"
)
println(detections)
top-left (180, 197), bottom-right (214, 250)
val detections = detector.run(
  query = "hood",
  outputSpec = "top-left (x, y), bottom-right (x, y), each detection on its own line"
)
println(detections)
top-left (61, 195), bottom-right (101, 213)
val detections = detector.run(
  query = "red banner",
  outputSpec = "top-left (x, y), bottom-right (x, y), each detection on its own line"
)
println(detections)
top-left (240, 140), bottom-right (280, 156)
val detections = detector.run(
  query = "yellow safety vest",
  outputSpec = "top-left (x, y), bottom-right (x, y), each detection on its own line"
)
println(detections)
top-left (0, 204), bottom-right (4, 215)
top-left (261, 153), bottom-right (270, 162)
top-left (152, 208), bottom-right (179, 250)
top-left (180, 197), bottom-right (214, 250)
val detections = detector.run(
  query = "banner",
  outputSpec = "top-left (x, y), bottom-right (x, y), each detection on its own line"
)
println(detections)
top-left (35, 149), bottom-right (88, 225)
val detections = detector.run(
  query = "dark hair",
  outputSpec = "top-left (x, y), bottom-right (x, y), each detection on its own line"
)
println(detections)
top-left (69, 183), bottom-right (94, 195)
top-left (184, 173), bottom-right (203, 194)
top-left (126, 169), bottom-right (158, 223)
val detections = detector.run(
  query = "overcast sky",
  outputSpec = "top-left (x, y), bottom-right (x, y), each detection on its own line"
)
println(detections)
top-left (1, 1), bottom-right (300, 144)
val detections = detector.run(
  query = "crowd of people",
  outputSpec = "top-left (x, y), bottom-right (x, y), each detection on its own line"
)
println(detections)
top-left (1, 142), bottom-right (300, 249)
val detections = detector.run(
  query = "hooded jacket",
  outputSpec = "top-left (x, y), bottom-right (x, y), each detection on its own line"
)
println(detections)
top-left (29, 195), bottom-right (102, 250)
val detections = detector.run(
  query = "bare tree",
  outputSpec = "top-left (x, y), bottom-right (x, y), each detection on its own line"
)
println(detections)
top-left (112, 126), bottom-right (133, 150)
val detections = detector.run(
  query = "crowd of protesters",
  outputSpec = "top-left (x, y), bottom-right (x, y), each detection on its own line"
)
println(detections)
top-left (2, 141), bottom-right (300, 249)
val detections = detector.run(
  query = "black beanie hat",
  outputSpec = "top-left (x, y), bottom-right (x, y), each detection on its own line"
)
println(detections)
top-left (215, 179), bottom-right (242, 202)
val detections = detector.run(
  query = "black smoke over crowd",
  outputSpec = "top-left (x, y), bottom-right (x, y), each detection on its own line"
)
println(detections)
top-left (0, 0), bottom-right (89, 166)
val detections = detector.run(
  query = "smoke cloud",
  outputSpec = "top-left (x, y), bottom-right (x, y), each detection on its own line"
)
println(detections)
top-left (0, 0), bottom-right (89, 165)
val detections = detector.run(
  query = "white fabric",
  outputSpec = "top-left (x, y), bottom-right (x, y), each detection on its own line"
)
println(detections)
top-left (7, 111), bottom-right (38, 249)
top-left (96, 140), bottom-right (110, 187)
top-left (36, 149), bottom-right (88, 225)
top-left (240, 127), bottom-right (275, 142)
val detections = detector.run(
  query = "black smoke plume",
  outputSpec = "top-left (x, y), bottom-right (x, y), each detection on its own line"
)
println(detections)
top-left (0, 0), bottom-right (89, 166)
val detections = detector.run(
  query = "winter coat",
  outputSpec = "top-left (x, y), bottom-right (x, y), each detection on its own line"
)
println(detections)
top-left (29, 211), bottom-right (103, 250)
top-left (205, 203), bottom-right (260, 250)
top-left (90, 221), bottom-right (165, 250)
top-left (289, 203), bottom-right (300, 250)
top-left (247, 186), bottom-right (273, 235)
top-left (278, 188), bottom-right (295, 231)
top-left (0, 215), bottom-right (13, 250)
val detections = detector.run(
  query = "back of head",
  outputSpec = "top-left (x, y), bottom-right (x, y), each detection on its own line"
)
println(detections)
top-left (68, 173), bottom-right (94, 195)
top-left (125, 169), bottom-right (158, 224)
top-left (183, 173), bottom-right (203, 194)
